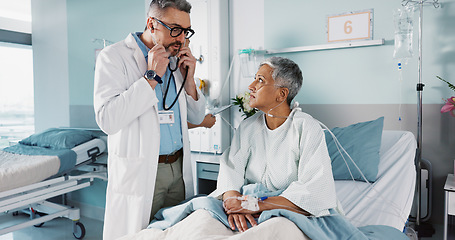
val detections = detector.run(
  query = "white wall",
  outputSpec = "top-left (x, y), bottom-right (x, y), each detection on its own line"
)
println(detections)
top-left (31, 0), bottom-right (70, 132)
top-left (229, 0), bottom-right (264, 128)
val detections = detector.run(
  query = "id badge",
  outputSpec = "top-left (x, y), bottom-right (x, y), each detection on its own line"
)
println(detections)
top-left (158, 110), bottom-right (174, 124)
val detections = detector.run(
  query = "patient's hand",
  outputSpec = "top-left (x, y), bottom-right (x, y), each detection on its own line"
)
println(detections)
top-left (227, 213), bottom-right (257, 232)
top-left (223, 197), bottom-right (243, 213)
top-left (223, 190), bottom-right (260, 232)
top-left (222, 190), bottom-right (242, 213)
top-left (223, 191), bottom-right (261, 215)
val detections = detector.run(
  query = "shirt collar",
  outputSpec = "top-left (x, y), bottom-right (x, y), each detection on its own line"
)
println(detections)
top-left (132, 32), bottom-right (178, 65)
top-left (132, 32), bottom-right (149, 59)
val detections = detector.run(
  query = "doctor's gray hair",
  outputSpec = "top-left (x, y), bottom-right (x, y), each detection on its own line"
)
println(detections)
top-left (259, 57), bottom-right (303, 105)
top-left (147, 0), bottom-right (192, 18)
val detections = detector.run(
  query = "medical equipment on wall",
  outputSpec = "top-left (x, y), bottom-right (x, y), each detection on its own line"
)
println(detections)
top-left (197, 78), bottom-right (208, 95)
top-left (93, 38), bottom-right (114, 64)
top-left (238, 48), bottom-right (266, 78)
top-left (207, 46), bottom-right (263, 109)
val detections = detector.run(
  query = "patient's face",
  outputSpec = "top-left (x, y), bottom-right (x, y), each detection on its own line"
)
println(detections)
top-left (248, 65), bottom-right (280, 110)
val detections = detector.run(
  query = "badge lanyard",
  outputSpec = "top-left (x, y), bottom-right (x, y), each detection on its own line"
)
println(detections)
top-left (162, 58), bottom-right (188, 110)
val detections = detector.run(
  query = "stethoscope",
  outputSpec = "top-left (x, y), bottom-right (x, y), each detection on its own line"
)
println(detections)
top-left (162, 57), bottom-right (188, 111)
top-left (150, 32), bottom-right (188, 111)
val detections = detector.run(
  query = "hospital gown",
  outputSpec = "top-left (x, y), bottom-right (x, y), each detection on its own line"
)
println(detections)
top-left (214, 108), bottom-right (337, 217)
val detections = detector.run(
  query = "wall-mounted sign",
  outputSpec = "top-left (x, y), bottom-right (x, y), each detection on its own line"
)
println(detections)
top-left (327, 9), bottom-right (373, 42)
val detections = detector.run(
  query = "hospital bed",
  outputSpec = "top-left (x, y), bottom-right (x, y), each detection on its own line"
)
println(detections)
top-left (118, 130), bottom-right (417, 240)
top-left (0, 128), bottom-right (107, 239)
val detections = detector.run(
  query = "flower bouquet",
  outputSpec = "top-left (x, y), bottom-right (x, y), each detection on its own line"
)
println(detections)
top-left (232, 91), bottom-right (257, 119)
top-left (437, 76), bottom-right (455, 117)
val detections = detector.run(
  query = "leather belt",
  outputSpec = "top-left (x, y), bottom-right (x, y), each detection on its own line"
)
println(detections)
top-left (158, 148), bottom-right (183, 164)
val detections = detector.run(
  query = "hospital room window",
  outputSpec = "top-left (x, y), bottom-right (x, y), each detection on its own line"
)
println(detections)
top-left (0, 0), bottom-right (34, 149)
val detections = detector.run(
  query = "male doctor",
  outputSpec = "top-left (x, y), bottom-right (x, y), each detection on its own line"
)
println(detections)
top-left (93, 0), bottom-right (205, 239)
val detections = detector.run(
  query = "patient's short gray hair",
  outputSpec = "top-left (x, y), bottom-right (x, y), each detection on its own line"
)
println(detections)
top-left (147, 0), bottom-right (192, 18)
top-left (259, 57), bottom-right (303, 105)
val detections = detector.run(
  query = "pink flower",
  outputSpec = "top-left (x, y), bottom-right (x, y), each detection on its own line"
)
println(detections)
top-left (441, 96), bottom-right (455, 117)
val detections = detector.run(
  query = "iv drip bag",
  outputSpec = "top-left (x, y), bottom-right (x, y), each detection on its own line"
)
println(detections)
top-left (393, 6), bottom-right (414, 59)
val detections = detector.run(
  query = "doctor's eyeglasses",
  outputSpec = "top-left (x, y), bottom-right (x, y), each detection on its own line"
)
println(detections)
top-left (154, 18), bottom-right (195, 39)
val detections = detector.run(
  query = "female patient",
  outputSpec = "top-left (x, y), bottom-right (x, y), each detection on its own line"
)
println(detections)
top-left (214, 57), bottom-right (337, 232)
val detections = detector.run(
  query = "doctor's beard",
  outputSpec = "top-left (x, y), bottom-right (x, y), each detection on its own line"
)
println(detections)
top-left (165, 41), bottom-right (183, 57)
top-left (151, 34), bottom-right (182, 57)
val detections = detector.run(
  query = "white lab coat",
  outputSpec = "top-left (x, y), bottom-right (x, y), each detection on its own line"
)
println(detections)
top-left (94, 33), bottom-right (206, 240)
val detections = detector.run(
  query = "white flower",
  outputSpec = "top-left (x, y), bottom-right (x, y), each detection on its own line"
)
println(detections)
top-left (233, 91), bottom-right (257, 119)
top-left (238, 92), bottom-right (251, 112)
top-left (243, 101), bottom-right (252, 112)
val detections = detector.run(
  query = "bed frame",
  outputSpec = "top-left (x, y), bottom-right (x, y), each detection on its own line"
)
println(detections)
top-left (0, 148), bottom-right (107, 239)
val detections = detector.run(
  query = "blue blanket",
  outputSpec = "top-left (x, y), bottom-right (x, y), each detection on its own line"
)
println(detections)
top-left (149, 184), bottom-right (408, 240)
top-left (4, 144), bottom-right (77, 174)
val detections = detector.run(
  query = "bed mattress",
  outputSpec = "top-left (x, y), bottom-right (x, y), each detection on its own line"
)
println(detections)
top-left (0, 138), bottom-right (106, 193)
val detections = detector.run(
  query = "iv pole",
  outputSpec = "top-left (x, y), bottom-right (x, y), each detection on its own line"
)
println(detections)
top-left (401, 0), bottom-right (439, 234)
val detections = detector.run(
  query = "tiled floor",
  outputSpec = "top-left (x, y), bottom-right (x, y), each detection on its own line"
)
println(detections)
top-left (0, 212), bottom-right (103, 240)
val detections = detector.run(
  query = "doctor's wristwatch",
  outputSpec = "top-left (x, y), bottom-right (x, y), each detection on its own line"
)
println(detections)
top-left (144, 70), bottom-right (163, 84)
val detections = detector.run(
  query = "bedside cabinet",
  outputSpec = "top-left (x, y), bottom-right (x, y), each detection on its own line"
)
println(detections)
top-left (197, 161), bottom-right (219, 194)
top-left (444, 174), bottom-right (455, 240)
top-left (192, 152), bottom-right (221, 195)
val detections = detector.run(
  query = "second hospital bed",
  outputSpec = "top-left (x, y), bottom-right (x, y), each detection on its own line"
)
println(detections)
top-left (0, 128), bottom-right (107, 239)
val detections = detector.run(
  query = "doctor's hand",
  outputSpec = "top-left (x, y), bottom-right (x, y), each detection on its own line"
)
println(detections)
top-left (177, 45), bottom-right (196, 80)
top-left (188, 114), bottom-right (216, 129)
top-left (201, 114), bottom-right (216, 128)
top-left (227, 213), bottom-right (257, 232)
top-left (177, 46), bottom-right (198, 100)
top-left (147, 44), bottom-right (169, 78)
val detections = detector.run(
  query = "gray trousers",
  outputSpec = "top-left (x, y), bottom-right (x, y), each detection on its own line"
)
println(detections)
top-left (150, 155), bottom-right (185, 221)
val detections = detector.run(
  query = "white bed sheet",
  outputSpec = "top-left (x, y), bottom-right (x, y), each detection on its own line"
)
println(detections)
top-left (0, 137), bottom-right (106, 193)
top-left (0, 151), bottom-right (59, 193)
top-left (335, 130), bottom-right (416, 231)
top-left (119, 209), bottom-right (310, 240)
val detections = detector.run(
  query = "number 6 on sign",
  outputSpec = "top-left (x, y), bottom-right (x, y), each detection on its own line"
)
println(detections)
top-left (327, 10), bottom-right (373, 42)
top-left (344, 21), bottom-right (352, 34)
